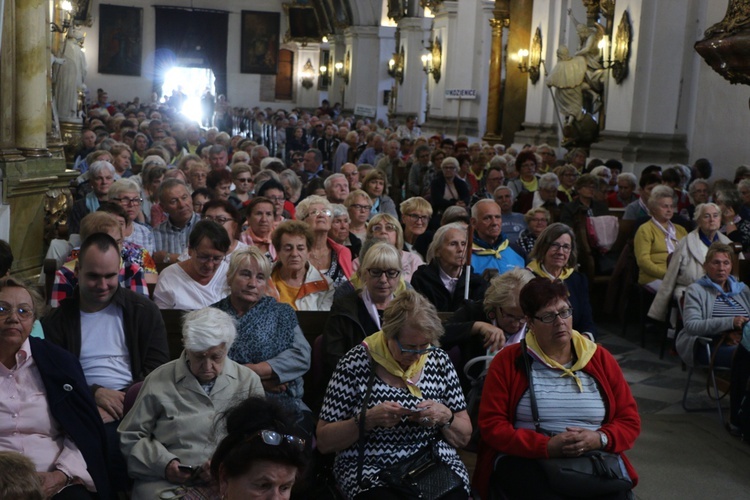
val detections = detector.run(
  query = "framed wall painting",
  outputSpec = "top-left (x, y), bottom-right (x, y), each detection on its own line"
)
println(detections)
top-left (98, 4), bottom-right (142, 76)
top-left (241, 10), bottom-right (280, 75)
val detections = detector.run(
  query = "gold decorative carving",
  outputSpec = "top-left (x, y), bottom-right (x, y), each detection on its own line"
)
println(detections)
top-left (59, 121), bottom-right (82, 166)
top-left (44, 187), bottom-right (73, 242)
top-left (528, 28), bottom-right (543, 84)
top-left (612, 11), bottom-right (631, 84)
top-left (705, 0), bottom-right (750, 38)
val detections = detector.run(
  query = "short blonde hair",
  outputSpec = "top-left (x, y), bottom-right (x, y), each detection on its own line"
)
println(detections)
top-left (524, 207), bottom-right (551, 225)
top-left (345, 189), bottom-right (370, 208)
top-left (226, 246), bottom-right (271, 290)
top-left (382, 289), bottom-right (443, 344)
top-left (358, 241), bottom-right (402, 283)
top-left (367, 213), bottom-right (404, 249)
top-left (296, 195), bottom-right (333, 221)
top-left (79, 212), bottom-right (122, 241)
top-left (231, 162), bottom-right (253, 178)
top-left (400, 196), bottom-right (433, 217)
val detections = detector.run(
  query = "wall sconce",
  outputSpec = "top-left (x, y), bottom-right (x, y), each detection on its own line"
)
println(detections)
top-left (516, 27), bottom-right (544, 84)
top-left (388, 46), bottom-right (405, 85)
top-left (600, 11), bottom-right (631, 84)
top-left (335, 51), bottom-right (351, 85)
top-left (421, 36), bottom-right (442, 83)
top-left (300, 59), bottom-right (315, 89)
top-left (51, 0), bottom-right (74, 33)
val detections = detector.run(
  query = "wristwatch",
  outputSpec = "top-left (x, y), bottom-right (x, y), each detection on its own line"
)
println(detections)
top-left (598, 431), bottom-right (609, 450)
top-left (439, 412), bottom-right (455, 429)
top-left (163, 253), bottom-right (171, 264)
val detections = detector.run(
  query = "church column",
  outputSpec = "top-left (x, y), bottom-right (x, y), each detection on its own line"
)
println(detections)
top-left (483, 1), bottom-right (510, 142)
top-left (0, 0), bottom-right (23, 161)
top-left (343, 26), bottom-right (382, 120)
top-left (392, 16), bottom-right (430, 122)
top-left (15, 0), bottom-right (50, 158)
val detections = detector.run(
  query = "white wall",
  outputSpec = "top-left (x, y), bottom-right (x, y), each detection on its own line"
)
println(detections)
top-left (81, 0), bottom-right (323, 110)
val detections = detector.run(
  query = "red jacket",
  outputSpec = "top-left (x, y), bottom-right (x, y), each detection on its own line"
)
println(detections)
top-left (473, 342), bottom-right (640, 499)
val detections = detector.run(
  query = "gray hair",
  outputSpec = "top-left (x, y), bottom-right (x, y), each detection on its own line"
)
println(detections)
top-left (226, 246), bottom-right (271, 291)
top-left (108, 178), bottom-right (141, 199)
top-left (331, 203), bottom-right (349, 219)
top-left (538, 172), bottom-right (560, 190)
top-left (158, 178), bottom-right (189, 203)
top-left (89, 160), bottom-right (116, 177)
top-left (324, 173), bottom-right (347, 190)
top-left (688, 178), bottom-right (710, 195)
top-left (482, 268), bottom-right (534, 316)
top-left (617, 172), bottom-right (637, 187)
top-left (647, 185), bottom-right (675, 212)
top-left (472, 197), bottom-right (501, 219)
top-left (426, 222), bottom-right (467, 263)
top-left (441, 156), bottom-right (459, 169)
top-left (182, 307), bottom-right (237, 352)
top-left (489, 155), bottom-right (507, 168)
top-left (693, 202), bottom-right (721, 221)
top-left (590, 166), bottom-right (612, 184)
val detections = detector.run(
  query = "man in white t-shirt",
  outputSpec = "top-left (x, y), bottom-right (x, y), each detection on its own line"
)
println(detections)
top-left (42, 232), bottom-right (169, 493)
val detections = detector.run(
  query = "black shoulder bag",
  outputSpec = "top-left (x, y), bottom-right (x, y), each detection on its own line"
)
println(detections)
top-left (356, 356), bottom-right (464, 499)
top-left (521, 339), bottom-right (633, 498)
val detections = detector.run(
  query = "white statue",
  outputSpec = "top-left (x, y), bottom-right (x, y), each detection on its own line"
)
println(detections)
top-left (54, 27), bottom-right (87, 122)
top-left (546, 46), bottom-right (588, 126)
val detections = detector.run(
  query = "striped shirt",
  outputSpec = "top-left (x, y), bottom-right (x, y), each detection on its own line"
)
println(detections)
top-left (712, 295), bottom-right (750, 318)
top-left (514, 359), bottom-right (606, 434)
top-left (126, 222), bottom-right (155, 254)
top-left (152, 212), bottom-right (200, 255)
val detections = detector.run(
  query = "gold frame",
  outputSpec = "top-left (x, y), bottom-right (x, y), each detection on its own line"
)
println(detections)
top-left (528, 27), bottom-right (543, 84)
top-left (612, 10), bottom-right (631, 84)
top-left (428, 36), bottom-right (442, 84)
top-left (282, 3), bottom-right (323, 45)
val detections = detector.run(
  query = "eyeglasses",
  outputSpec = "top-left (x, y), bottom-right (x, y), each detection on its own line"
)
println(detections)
top-left (308, 209), bottom-right (332, 218)
top-left (248, 430), bottom-right (305, 452)
top-left (366, 268), bottom-right (401, 279)
top-left (529, 218), bottom-right (548, 224)
top-left (235, 177), bottom-right (253, 183)
top-left (112, 196), bottom-right (143, 206)
top-left (499, 308), bottom-right (526, 324)
top-left (549, 242), bottom-right (572, 253)
top-left (371, 224), bottom-right (398, 233)
top-left (293, 158), bottom-right (304, 163)
top-left (203, 215), bottom-right (233, 224)
top-left (266, 196), bottom-right (285, 203)
top-left (0, 305), bottom-right (34, 320)
top-left (534, 308), bottom-right (574, 324)
top-left (351, 204), bottom-right (372, 212)
top-left (405, 213), bottom-right (429, 223)
top-left (396, 337), bottom-right (436, 355)
top-left (194, 253), bottom-right (225, 264)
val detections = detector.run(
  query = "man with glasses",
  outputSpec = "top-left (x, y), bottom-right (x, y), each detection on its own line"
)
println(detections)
top-left (152, 179), bottom-right (201, 265)
top-left (42, 232), bottom-right (169, 495)
top-left (289, 152), bottom-right (305, 174)
top-left (471, 162), bottom-right (506, 206)
top-left (537, 144), bottom-right (557, 173)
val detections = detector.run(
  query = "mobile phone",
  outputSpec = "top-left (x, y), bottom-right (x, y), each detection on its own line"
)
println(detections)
top-left (178, 464), bottom-right (196, 472)
top-left (408, 407), bottom-right (427, 413)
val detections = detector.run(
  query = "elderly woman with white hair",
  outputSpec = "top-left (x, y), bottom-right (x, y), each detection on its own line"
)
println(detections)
top-left (649, 202), bottom-right (733, 322)
top-left (68, 160), bottom-right (117, 234)
top-left (329, 203), bottom-right (362, 259)
top-left (297, 195), bottom-right (353, 287)
top-left (118, 307), bottom-right (264, 499)
top-left (634, 185), bottom-right (688, 288)
top-left (411, 222), bottom-right (488, 312)
top-left (608, 172), bottom-right (638, 208)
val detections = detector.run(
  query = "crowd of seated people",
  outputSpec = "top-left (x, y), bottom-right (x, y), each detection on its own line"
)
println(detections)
top-left (14, 92), bottom-right (750, 498)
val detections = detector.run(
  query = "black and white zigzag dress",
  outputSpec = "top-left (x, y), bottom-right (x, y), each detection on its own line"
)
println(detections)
top-left (319, 344), bottom-right (470, 498)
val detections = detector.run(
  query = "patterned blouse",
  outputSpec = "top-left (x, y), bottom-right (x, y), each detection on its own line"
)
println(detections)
top-left (319, 344), bottom-right (470, 497)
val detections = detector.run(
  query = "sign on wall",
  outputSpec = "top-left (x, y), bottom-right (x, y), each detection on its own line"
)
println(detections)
top-left (98, 4), bottom-right (142, 76)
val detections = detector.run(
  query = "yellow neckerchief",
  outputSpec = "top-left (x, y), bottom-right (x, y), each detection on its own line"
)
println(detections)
top-left (520, 176), bottom-right (538, 192)
top-left (525, 329), bottom-right (597, 392)
top-left (363, 330), bottom-right (427, 398)
top-left (527, 259), bottom-right (574, 281)
top-left (472, 238), bottom-right (509, 258)
top-left (558, 185), bottom-right (573, 202)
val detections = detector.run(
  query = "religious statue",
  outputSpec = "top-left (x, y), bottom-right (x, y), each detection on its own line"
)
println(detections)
top-left (54, 27), bottom-right (87, 122)
top-left (547, 46), bottom-right (599, 147)
top-left (568, 8), bottom-right (606, 114)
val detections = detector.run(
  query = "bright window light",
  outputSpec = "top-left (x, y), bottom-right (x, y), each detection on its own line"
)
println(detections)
top-left (162, 67), bottom-right (216, 123)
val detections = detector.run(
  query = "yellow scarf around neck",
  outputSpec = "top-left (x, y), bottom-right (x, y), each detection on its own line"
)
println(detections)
top-left (527, 259), bottom-right (574, 281)
top-left (525, 329), bottom-right (597, 392)
top-left (363, 330), bottom-right (427, 398)
top-left (472, 238), bottom-right (509, 259)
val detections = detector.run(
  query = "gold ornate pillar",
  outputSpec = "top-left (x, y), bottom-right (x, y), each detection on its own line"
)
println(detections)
top-left (483, 1), bottom-right (510, 143)
top-left (15, 0), bottom-right (51, 158)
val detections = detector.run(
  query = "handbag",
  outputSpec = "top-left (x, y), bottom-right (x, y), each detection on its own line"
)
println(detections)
top-left (372, 441), bottom-right (464, 499)
top-left (520, 339), bottom-right (633, 498)
top-left (356, 356), bottom-right (464, 499)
